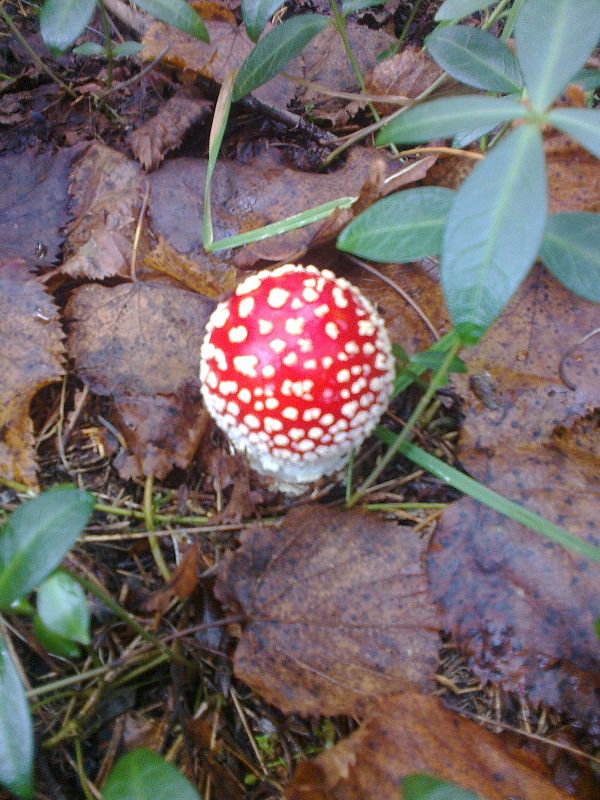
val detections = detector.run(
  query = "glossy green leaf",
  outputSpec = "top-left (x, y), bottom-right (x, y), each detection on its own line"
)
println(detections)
top-left (242, 0), bottom-right (285, 42)
top-left (402, 774), bottom-right (479, 800)
top-left (39, 0), bottom-right (96, 52)
top-left (232, 14), bottom-right (330, 101)
top-left (0, 637), bottom-right (33, 800)
top-left (102, 749), bottom-right (201, 800)
top-left (571, 67), bottom-right (600, 92)
top-left (547, 107), bottom-right (600, 160)
top-left (0, 486), bottom-right (94, 609)
top-left (539, 212), bottom-right (600, 303)
top-left (441, 125), bottom-right (547, 343)
top-left (33, 614), bottom-right (81, 659)
top-left (72, 41), bottom-right (106, 56)
top-left (435, 0), bottom-right (496, 20)
top-left (376, 95), bottom-right (524, 145)
top-left (134, 0), bottom-right (209, 42)
top-left (426, 25), bottom-right (523, 93)
top-left (515, 0), bottom-right (600, 112)
top-left (337, 187), bottom-right (455, 262)
top-left (37, 570), bottom-right (90, 645)
top-left (112, 41), bottom-right (143, 58)
top-left (342, 0), bottom-right (386, 14)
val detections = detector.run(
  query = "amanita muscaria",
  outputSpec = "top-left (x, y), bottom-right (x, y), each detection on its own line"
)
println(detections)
top-left (199, 263), bottom-right (395, 491)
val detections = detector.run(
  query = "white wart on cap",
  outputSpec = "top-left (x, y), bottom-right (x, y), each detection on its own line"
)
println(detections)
top-left (200, 264), bottom-right (395, 491)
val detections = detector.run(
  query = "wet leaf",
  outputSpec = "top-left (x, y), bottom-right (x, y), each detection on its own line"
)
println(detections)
top-left (366, 46), bottom-right (443, 117)
top-left (215, 506), bottom-right (439, 716)
top-left (539, 212), bottom-right (600, 302)
top-left (130, 91), bottom-right (213, 171)
top-left (0, 260), bottom-right (65, 487)
top-left (0, 147), bottom-right (79, 269)
top-left (37, 569), bottom-right (90, 645)
top-left (102, 748), bottom-right (201, 800)
top-left (0, 637), bottom-right (33, 800)
top-left (65, 281), bottom-right (213, 479)
top-left (286, 693), bottom-right (571, 800)
top-left (144, 237), bottom-right (236, 297)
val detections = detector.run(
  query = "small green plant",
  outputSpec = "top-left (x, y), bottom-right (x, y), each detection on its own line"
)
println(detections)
top-left (401, 774), bottom-right (480, 800)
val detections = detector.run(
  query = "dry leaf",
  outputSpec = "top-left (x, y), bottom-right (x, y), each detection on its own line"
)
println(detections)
top-left (0, 260), bottom-right (64, 487)
top-left (144, 236), bottom-right (236, 297)
top-left (286, 693), bottom-right (573, 800)
top-left (144, 542), bottom-right (201, 613)
top-left (366, 46), bottom-right (444, 116)
top-left (215, 505), bottom-right (439, 716)
top-left (65, 281), bottom-right (214, 479)
top-left (0, 146), bottom-right (79, 269)
top-left (130, 90), bottom-right (213, 171)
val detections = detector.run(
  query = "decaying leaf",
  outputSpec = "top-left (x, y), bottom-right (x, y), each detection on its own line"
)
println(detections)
top-left (144, 542), bottom-right (201, 613)
top-left (130, 90), bottom-right (213, 171)
top-left (286, 693), bottom-right (572, 800)
top-left (366, 45), bottom-right (444, 116)
top-left (61, 143), bottom-right (148, 280)
top-left (0, 260), bottom-right (64, 487)
top-left (0, 146), bottom-right (79, 269)
top-left (144, 236), bottom-right (236, 298)
top-left (215, 505), bottom-right (439, 716)
top-left (65, 281), bottom-right (214, 479)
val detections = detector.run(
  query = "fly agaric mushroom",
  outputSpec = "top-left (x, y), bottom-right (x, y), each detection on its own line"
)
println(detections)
top-left (199, 264), bottom-right (395, 491)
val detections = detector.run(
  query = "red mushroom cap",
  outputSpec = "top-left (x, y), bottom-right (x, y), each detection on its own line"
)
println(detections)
top-left (199, 264), bottom-right (395, 490)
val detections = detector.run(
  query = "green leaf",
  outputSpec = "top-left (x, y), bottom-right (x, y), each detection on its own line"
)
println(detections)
top-left (337, 187), bottom-right (455, 262)
top-left (376, 95), bottom-right (524, 145)
top-left (112, 41), bottom-right (143, 58)
top-left (0, 486), bottom-right (94, 609)
top-left (539, 212), bottom-right (600, 303)
top-left (515, 0), bottom-right (600, 112)
top-left (570, 67), bottom-right (600, 92)
top-left (133, 0), bottom-right (209, 42)
top-left (102, 749), bottom-right (201, 800)
top-left (441, 125), bottom-right (547, 343)
top-left (547, 107), bottom-right (600, 160)
top-left (39, 0), bottom-right (96, 52)
top-left (0, 637), bottom-right (33, 800)
top-left (72, 41), bottom-right (106, 57)
top-left (242, 0), bottom-right (285, 42)
top-left (37, 569), bottom-right (90, 645)
top-left (452, 122), bottom-right (498, 148)
top-left (393, 331), bottom-right (462, 394)
top-left (402, 774), bottom-right (479, 800)
top-left (426, 25), bottom-right (523, 93)
top-left (342, 0), bottom-right (386, 14)
top-left (33, 614), bottom-right (81, 659)
top-left (232, 14), bottom-right (330, 101)
top-left (435, 0), bottom-right (496, 20)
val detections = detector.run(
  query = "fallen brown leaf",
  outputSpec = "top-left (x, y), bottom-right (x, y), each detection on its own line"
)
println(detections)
top-left (65, 281), bottom-right (214, 479)
top-left (366, 46), bottom-right (443, 116)
top-left (286, 693), bottom-right (573, 800)
top-left (214, 505), bottom-right (439, 716)
top-left (144, 542), bottom-right (201, 614)
top-left (0, 260), bottom-right (64, 487)
top-left (546, 129), bottom-right (600, 212)
top-left (144, 236), bottom-right (236, 298)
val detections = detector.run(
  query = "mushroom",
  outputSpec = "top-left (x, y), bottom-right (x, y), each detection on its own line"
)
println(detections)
top-left (199, 263), bottom-right (395, 492)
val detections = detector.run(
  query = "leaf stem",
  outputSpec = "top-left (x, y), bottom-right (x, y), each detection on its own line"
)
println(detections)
top-left (143, 475), bottom-right (171, 581)
top-left (96, 0), bottom-right (114, 92)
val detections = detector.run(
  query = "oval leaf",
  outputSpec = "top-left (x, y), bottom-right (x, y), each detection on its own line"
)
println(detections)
top-left (102, 749), bottom-right (201, 800)
top-left (539, 212), bottom-right (600, 303)
top-left (426, 25), bottom-right (523, 93)
top-left (0, 638), bottom-right (33, 800)
top-left (515, 0), bottom-right (600, 112)
top-left (133, 0), bottom-right (209, 42)
top-left (37, 570), bottom-right (90, 645)
top-left (441, 125), bottom-right (547, 343)
top-left (337, 187), bottom-right (455, 262)
top-left (39, 0), bottom-right (96, 52)
top-left (242, 0), bottom-right (285, 42)
top-left (0, 486), bottom-right (94, 609)
top-left (435, 0), bottom-right (496, 20)
top-left (376, 95), bottom-right (524, 146)
top-left (547, 107), bottom-right (600, 160)
top-left (402, 774), bottom-right (479, 800)
top-left (33, 614), bottom-right (82, 659)
top-left (72, 42), bottom-right (106, 57)
top-left (112, 41), bottom-right (143, 58)
top-left (233, 14), bottom-right (331, 102)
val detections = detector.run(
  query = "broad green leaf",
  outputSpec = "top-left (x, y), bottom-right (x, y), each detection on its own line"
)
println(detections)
top-left (39, 0), bottom-right (96, 52)
top-left (232, 14), bottom-right (330, 101)
top-left (33, 614), bottom-right (81, 659)
top-left (571, 67), bottom-right (600, 92)
top-left (376, 95), bottom-right (524, 145)
top-left (435, 0), bottom-right (496, 20)
top-left (402, 774), bottom-right (479, 800)
top-left (539, 212), bottom-right (600, 303)
top-left (72, 42), bottom-right (106, 57)
top-left (242, 0), bottom-right (285, 42)
top-left (0, 638), bottom-right (33, 800)
top-left (102, 749), bottom-right (201, 800)
top-left (441, 125), bottom-right (547, 343)
top-left (342, 0), bottom-right (386, 13)
top-left (133, 0), bottom-right (208, 42)
top-left (515, 0), bottom-right (600, 112)
top-left (426, 25), bottom-right (523, 93)
top-left (0, 486), bottom-right (94, 609)
top-left (547, 107), bottom-right (600, 160)
top-left (37, 570), bottom-right (90, 645)
top-left (337, 187), bottom-right (455, 262)
top-left (112, 41), bottom-right (143, 58)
